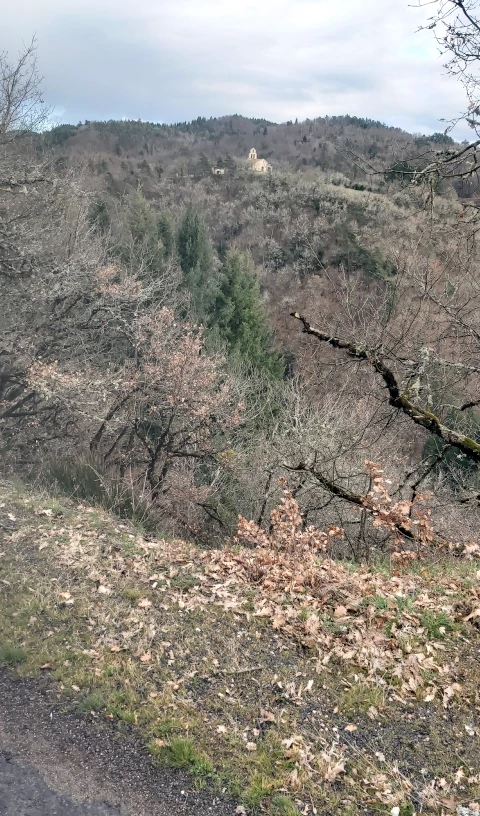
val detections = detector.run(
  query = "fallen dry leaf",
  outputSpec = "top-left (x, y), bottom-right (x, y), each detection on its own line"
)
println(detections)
top-left (334, 605), bottom-right (348, 618)
top-left (454, 767), bottom-right (466, 785)
top-left (344, 723), bottom-right (358, 732)
top-left (138, 598), bottom-right (152, 609)
top-left (245, 742), bottom-right (257, 752)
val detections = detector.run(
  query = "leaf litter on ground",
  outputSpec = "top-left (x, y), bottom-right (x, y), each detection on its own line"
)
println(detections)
top-left (1, 481), bottom-right (480, 814)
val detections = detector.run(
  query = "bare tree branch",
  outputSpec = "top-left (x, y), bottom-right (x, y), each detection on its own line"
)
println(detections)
top-left (291, 312), bottom-right (480, 462)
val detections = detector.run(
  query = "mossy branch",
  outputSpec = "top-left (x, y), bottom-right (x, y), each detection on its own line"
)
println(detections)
top-left (290, 312), bottom-right (480, 464)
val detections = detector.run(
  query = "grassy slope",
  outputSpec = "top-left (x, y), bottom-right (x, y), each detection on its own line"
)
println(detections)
top-left (1, 481), bottom-right (480, 816)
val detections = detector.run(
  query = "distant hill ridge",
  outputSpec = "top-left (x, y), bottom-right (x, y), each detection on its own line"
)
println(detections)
top-left (44, 113), bottom-right (456, 180)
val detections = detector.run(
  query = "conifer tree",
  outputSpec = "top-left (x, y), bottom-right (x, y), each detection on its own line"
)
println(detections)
top-left (118, 187), bottom-right (165, 278)
top-left (212, 250), bottom-right (283, 378)
top-left (124, 187), bottom-right (158, 247)
top-left (157, 209), bottom-right (176, 258)
top-left (176, 206), bottom-right (217, 321)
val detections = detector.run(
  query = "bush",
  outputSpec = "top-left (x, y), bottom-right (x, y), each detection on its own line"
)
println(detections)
top-left (43, 457), bottom-right (155, 528)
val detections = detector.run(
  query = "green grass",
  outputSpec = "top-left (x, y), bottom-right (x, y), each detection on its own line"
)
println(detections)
top-left (149, 736), bottom-right (213, 782)
top-left (398, 804), bottom-right (415, 816)
top-left (152, 719), bottom-right (179, 738)
top-left (338, 682), bottom-right (385, 716)
top-left (76, 692), bottom-right (106, 713)
top-left (361, 594), bottom-right (389, 611)
top-left (242, 773), bottom-right (274, 812)
top-left (394, 594), bottom-right (417, 613)
top-left (0, 644), bottom-right (27, 667)
top-left (123, 588), bottom-right (142, 604)
top-left (420, 610), bottom-right (456, 639)
top-left (271, 794), bottom-right (300, 815)
top-left (162, 737), bottom-right (201, 768)
top-left (170, 572), bottom-right (200, 592)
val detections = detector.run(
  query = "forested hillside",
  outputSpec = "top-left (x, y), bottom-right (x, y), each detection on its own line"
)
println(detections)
top-left (2, 40), bottom-right (479, 550)
top-left (2, 12), bottom-right (480, 814)
top-left (46, 113), bottom-right (457, 180)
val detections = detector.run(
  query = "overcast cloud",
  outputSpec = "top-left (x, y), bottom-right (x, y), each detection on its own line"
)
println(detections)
top-left (0, 0), bottom-right (471, 136)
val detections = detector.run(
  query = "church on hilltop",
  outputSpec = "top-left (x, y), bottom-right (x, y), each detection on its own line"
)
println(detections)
top-left (248, 148), bottom-right (272, 173)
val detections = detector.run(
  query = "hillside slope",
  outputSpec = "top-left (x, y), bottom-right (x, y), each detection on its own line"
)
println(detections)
top-left (1, 480), bottom-right (480, 816)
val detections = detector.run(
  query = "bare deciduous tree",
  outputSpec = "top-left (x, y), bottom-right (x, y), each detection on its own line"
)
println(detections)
top-left (0, 37), bottom-right (48, 142)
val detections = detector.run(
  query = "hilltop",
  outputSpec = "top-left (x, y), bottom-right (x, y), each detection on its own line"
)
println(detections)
top-left (45, 115), bottom-right (462, 186)
top-left (45, 112), bottom-right (458, 184)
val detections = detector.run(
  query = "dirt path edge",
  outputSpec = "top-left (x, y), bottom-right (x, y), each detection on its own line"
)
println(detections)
top-left (0, 669), bottom-right (237, 816)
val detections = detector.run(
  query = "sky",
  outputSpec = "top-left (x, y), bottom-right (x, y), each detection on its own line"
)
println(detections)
top-left (0, 0), bottom-right (472, 137)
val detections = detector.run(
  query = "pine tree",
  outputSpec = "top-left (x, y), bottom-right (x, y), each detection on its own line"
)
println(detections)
top-left (118, 187), bottom-right (165, 277)
top-left (212, 251), bottom-right (283, 378)
top-left (176, 206), bottom-right (217, 321)
top-left (124, 187), bottom-right (157, 247)
top-left (157, 209), bottom-right (176, 258)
